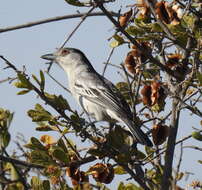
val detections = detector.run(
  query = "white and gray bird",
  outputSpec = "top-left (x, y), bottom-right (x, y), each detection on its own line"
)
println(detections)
top-left (41, 48), bottom-right (152, 147)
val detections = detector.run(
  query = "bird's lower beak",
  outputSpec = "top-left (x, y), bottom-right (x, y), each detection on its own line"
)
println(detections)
top-left (41, 53), bottom-right (56, 61)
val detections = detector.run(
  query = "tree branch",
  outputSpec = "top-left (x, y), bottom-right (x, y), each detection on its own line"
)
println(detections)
top-left (93, 0), bottom-right (180, 80)
top-left (0, 155), bottom-right (44, 169)
top-left (0, 11), bottom-right (119, 33)
top-left (161, 98), bottom-right (180, 190)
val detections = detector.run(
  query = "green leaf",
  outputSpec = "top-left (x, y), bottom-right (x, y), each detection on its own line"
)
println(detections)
top-left (114, 166), bottom-right (126, 175)
top-left (118, 182), bottom-right (125, 190)
top-left (145, 146), bottom-right (155, 159)
top-left (40, 70), bottom-right (45, 91)
top-left (24, 137), bottom-right (46, 151)
top-left (196, 72), bottom-right (202, 86)
top-left (42, 180), bottom-right (50, 190)
top-left (192, 131), bottom-right (202, 141)
top-left (125, 183), bottom-right (141, 190)
top-left (0, 108), bottom-right (13, 129)
top-left (58, 138), bottom-right (68, 153)
top-left (151, 23), bottom-right (163, 32)
top-left (17, 89), bottom-right (30, 95)
top-left (30, 150), bottom-right (55, 166)
top-left (126, 25), bottom-right (145, 36)
top-left (198, 160), bottom-right (202, 164)
top-left (27, 104), bottom-right (53, 122)
top-left (136, 150), bottom-right (146, 160)
top-left (110, 35), bottom-right (125, 48)
top-left (118, 182), bottom-right (141, 190)
top-left (50, 147), bottom-right (70, 164)
top-left (116, 82), bottom-right (132, 104)
top-left (32, 74), bottom-right (41, 86)
top-left (31, 176), bottom-right (44, 190)
top-left (64, 0), bottom-right (85, 7)
top-left (14, 81), bottom-right (29, 89)
top-left (2, 131), bottom-right (10, 148)
top-left (10, 164), bottom-right (19, 181)
top-left (36, 124), bottom-right (58, 131)
top-left (17, 73), bottom-right (33, 89)
top-left (45, 93), bottom-right (70, 111)
top-left (110, 40), bottom-right (120, 48)
top-left (113, 35), bottom-right (124, 43)
top-left (87, 148), bottom-right (106, 158)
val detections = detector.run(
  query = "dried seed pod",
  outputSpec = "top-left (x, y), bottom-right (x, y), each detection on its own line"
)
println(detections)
top-left (119, 9), bottom-right (133, 27)
top-left (50, 176), bottom-right (60, 185)
top-left (141, 85), bottom-right (152, 106)
top-left (155, 1), bottom-right (170, 24)
top-left (167, 53), bottom-right (182, 68)
top-left (190, 180), bottom-right (201, 188)
top-left (155, 1), bottom-right (181, 25)
top-left (141, 81), bottom-right (166, 110)
top-left (152, 124), bottom-right (169, 145)
top-left (151, 81), bottom-right (166, 106)
top-left (46, 165), bottom-right (59, 174)
top-left (88, 163), bottom-right (114, 184)
top-left (124, 51), bottom-right (137, 74)
top-left (136, 0), bottom-right (157, 19)
top-left (66, 163), bottom-right (89, 186)
top-left (151, 81), bottom-right (161, 105)
top-left (132, 41), bottom-right (152, 62)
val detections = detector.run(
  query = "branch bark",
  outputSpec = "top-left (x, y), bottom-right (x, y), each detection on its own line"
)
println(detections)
top-left (160, 98), bottom-right (180, 190)
top-left (94, 0), bottom-right (180, 80)
top-left (0, 155), bottom-right (44, 169)
top-left (0, 11), bottom-right (119, 33)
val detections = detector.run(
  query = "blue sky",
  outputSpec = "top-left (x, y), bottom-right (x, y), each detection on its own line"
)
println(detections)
top-left (1, 0), bottom-right (202, 189)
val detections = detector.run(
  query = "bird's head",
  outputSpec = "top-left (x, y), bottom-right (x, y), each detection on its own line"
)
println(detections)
top-left (41, 48), bottom-right (90, 71)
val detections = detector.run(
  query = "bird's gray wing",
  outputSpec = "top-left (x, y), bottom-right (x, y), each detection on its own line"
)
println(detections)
top-left (73, 71), bottom-right (153, 147)
top-left (73, 72), bottom-right (131, 118)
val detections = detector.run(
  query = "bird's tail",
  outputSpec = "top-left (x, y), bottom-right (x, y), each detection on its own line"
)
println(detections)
top-left (124, 120), bottom-right (153, 147)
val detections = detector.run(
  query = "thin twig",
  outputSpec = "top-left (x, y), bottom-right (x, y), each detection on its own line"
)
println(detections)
top-left (102, 48), bottom-right (115, 76)
top-left (174, 142), bottom-right (183, 186)
top-left (3, 150), bottom-right (30, 189)
top-left (60, 6), bottom-right (95, 48)
top-left (183, 146), bottom-right (202, 151)
top-left (0, 12), bottom-right (119, 34)
top-left (55, 124), bottom-right (81, 159)
top-left (0, 77), bottom-right (17, 84)
top-left (45, 71), bottom-right (71, 93)
top-left (0, 56), bottom-right (19, 72)
top-left (0, 155), bottom-right (44, 169)
top-left (142, 129), bottom-right (202, 165)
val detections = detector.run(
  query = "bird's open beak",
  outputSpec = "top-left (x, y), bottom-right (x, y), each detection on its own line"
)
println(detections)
top-left (41, 53), bottom-right (56, 61)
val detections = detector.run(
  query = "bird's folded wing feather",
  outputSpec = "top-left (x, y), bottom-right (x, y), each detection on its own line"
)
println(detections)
top-left (73, 72), bottom-right (132, 118)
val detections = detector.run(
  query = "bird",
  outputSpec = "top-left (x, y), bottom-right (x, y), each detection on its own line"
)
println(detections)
top-left (41, 47), bottom-right (153, 147)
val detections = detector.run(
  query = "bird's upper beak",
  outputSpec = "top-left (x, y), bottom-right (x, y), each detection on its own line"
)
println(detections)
top-left (41, 53), bottom-right (56, 61)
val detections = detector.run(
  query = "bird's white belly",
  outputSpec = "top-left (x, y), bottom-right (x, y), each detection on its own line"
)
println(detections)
top-left (82, 98), bottom-right (108, 121)
top-left (71, 90), bottom-right (118, 122)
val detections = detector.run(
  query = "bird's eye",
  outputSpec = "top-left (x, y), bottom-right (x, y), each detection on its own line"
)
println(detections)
top-left (61, 49), bottom-right (69, 56)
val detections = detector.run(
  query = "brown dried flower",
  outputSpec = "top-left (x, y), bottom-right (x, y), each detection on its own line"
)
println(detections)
top-left (88, 163), bottom-right (114, 184)
top-left (167, 53), bottom-right (182, 68)
top-left (141, 85), bottom-right (152, 106)
top-left (66, 163), bottom-right (89, 187)
top-left (155, 1), bottom-right (181, 25)
top-left (119, 9), bottom-right (133, 27)
top-left (152, 124), bottom-right (169, 145)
